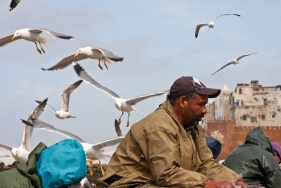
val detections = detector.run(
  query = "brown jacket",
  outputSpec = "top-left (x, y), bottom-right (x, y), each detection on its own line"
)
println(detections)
top-left (97, 99), bottom-right (241, 187)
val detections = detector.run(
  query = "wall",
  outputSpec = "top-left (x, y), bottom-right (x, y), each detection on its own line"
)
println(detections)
top-left (206, 120), bottom-right (281, 160)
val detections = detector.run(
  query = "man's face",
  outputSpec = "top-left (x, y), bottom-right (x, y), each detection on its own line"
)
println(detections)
top-left (181, 93), bottom-right (208, 127)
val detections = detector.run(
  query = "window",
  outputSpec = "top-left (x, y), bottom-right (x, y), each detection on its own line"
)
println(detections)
top-left (243, 115), bottom-right (247, 120)
top-left (239, 88), bottom-right (242, 94)
top-left (272, 114), bottom-right (276, 118)
top-left (236, 100), bottom-right (240, 106)
top-left (262, 115), bottom-right (265, 119)
top-left (263, 98), bottom-right (267, 105)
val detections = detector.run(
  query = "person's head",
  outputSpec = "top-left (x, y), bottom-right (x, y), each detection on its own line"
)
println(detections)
top-left (270, 140), bottom-right (281, 164)
top-left (205, 136), bottom-right (222, 159)
top-left (168, 76), bottom-right (220, 128)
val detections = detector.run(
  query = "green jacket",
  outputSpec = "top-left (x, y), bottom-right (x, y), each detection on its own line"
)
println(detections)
top-left (224, 126), bottom-right (281, 188)
top-left (0, 142), bottom-right (47, 188)
top-left (97, 99), bottom-right (241, 187)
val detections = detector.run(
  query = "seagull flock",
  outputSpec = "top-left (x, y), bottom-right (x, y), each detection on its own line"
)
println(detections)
top-left (1, 1), bottom-right (261, 186)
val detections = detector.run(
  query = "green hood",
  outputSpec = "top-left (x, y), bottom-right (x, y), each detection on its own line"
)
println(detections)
top-left (244, 126), bottom-right (274, 154)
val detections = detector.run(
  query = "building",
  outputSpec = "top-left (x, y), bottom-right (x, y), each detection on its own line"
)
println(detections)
top-left (202, 80), bottom-right (281, 128)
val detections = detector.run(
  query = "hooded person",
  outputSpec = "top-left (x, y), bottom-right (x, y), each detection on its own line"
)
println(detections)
top-left (224, 126), bottom-right (281, 188)
top-left (205, 136), bottom-right (222, 159)
top-left (97, 76), bottom-right (247, 188)
top-left (270, 140), bottom-right (281, 165)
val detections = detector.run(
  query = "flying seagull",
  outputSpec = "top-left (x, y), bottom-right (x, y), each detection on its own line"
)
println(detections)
top-left (114, 119), bottom-right (122, 136)
top-left (73, 63), bottom-right (168, 127)
top-left (41, 47), bottom-right (123, 71)
top-left (212, 52), bottom-right (258, 75)
top-left (0, 98), bottom-right (48, 163)
top-left (21, 119), bottom-right (124, 162)
top-left (35, 80), bottom-right (82, 119)
top-left (9, 0), bottom-right (20, 11)
top-left (195, 13), bottom-right (241, 38)
top-left (0, 28), bottom-right (74, 54)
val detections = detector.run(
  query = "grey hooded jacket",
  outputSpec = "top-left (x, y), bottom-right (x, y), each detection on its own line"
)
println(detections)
top-left (224, 126), bottom-right (281, 188)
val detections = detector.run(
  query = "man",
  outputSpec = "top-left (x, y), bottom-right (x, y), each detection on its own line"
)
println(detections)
top-left (224, 126), bottom-right (281, 187)
top-left (97, 76), bottom-right (247, 187)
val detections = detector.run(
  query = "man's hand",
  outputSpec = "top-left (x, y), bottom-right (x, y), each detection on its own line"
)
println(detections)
top-left (236, 180), bottom-right (249, 187)
top-left (204, 180), bottom-right (235, 188)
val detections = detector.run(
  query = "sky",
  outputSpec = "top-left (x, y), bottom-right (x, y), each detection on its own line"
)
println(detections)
top-left (0, 0), bottom-right (281, 160)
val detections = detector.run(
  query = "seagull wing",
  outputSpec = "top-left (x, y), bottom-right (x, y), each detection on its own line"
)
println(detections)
top-left (41, 54), bottom-right (88, 71)
top-left (211, 62), bottom-right (234, 75)
top-left (35, 28), bottom-right (74, 39)
top-left (35, 100), bottom-right (56, 113)
top-left (21, 98), bottom-right (48, 151)
top-left (195, 24), bottom-right (208, 38)
top-left (95, 48), bottom-right (124, 62)
top-left (236, 52), bottom-right (258, 61)
top-left (0, 34), bottom-right (19, 47)
top-left (9, 0), bottom-right (20, 11)
top-left (0, 144), bottom-right (12, 152)
top-left (61, 80), bottom-right (83, 112)
top-left (114, 119), bottom-right (122, 136)
top-left (92, 136), bottom-right (124, 150)
top-left (126, 90), bottom-right (169, 105)
top-left (73, 63), bottom-right (121, 99)
top-left (213, 13), bottom-right (241, 22)
top-left (21, 119), bottom-right (85, 143)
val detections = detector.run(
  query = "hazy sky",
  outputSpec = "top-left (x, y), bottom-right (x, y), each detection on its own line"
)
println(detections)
top-left (1, 0), bottom-right (281, 157)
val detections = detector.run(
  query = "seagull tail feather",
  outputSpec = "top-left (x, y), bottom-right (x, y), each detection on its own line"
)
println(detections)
top-left (39, 36), bottom-right (53, 45)
top-left (132, 106), bottom-right (143, 114)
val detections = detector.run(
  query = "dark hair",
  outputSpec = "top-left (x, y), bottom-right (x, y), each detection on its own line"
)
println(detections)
top-left (169, 92), bottom-right (194, 106)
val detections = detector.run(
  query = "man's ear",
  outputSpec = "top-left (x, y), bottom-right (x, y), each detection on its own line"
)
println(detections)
top-left (179, 95), bottom-right (187, 107)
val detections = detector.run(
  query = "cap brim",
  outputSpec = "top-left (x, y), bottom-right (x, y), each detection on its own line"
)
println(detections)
top-left (194, 88), bottom-right (221, 98)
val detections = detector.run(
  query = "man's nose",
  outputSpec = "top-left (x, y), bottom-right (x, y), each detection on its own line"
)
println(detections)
top-left (202, 106), bottom-right (207, 114)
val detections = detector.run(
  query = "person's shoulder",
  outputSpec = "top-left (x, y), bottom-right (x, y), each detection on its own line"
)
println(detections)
top-left (131, 108), bottom-right (177, 139)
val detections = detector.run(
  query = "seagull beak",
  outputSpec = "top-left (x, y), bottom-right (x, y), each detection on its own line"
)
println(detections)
top-left (74, 53), bottom-right (79, 58)
top-left (12, 35), bottom-right (16, 40)
top-left (13, 154), bottom-right (17, 160)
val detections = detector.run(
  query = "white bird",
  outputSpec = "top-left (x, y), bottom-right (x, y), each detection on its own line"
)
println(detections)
top-left (73, 63), bottom-right (169, 127)
top-left (21, 119), bottom-right (124, 161)
top-left (9, 0), bottom-right (20, 11)
top-left (212, 52), bottom-right (258, 75)
top-left (41, 47), bottom-right (123, 71)
top-left (35, 80), bottom-right (82, 119)
top-left (0, 98), bottom-right (48, 163)
top-left (195, 13), bottom-right (241, 38)
top-left (0, 28), bottom-right (74, 54)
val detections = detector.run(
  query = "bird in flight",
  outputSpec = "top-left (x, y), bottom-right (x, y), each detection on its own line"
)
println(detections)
top-left (73, 63), bottom-right (168, 127)
top-left (9, 0), bottom-right (20, 11)
top-left (0, 28), bottom-right (73, 54)
top-left (35, 80), bottom-right (83, 119)
top-left (41, 47), bottom-right (123, 71)
top-left (212, 52), bottom-right (258, 75)
top-left (0, 98), bottom-right (48, 163)
top-left (195, 13), bottom-right (241, 38)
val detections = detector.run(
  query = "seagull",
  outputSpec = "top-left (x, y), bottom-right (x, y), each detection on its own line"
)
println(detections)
top-left (73, 63), bottom-right (168, 127)
top-left (0, 28), bottom-right (74, 54)
top-left (114, 119), bottom-right (122, 136)
top-left (195, 13), bottom-right (241, 38)
top-left (9, 0), bottom-right (20, 11)
top-left (21, 119), bottom-right (124, 161)
top-left (0, 98), bottom-right (48, 163)
top-left (212, 52), bottom-right (258, 75)
top-left (35, 80), bottom-right (82, 119)
top-left (41, 47), bottom-right (123, 71)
